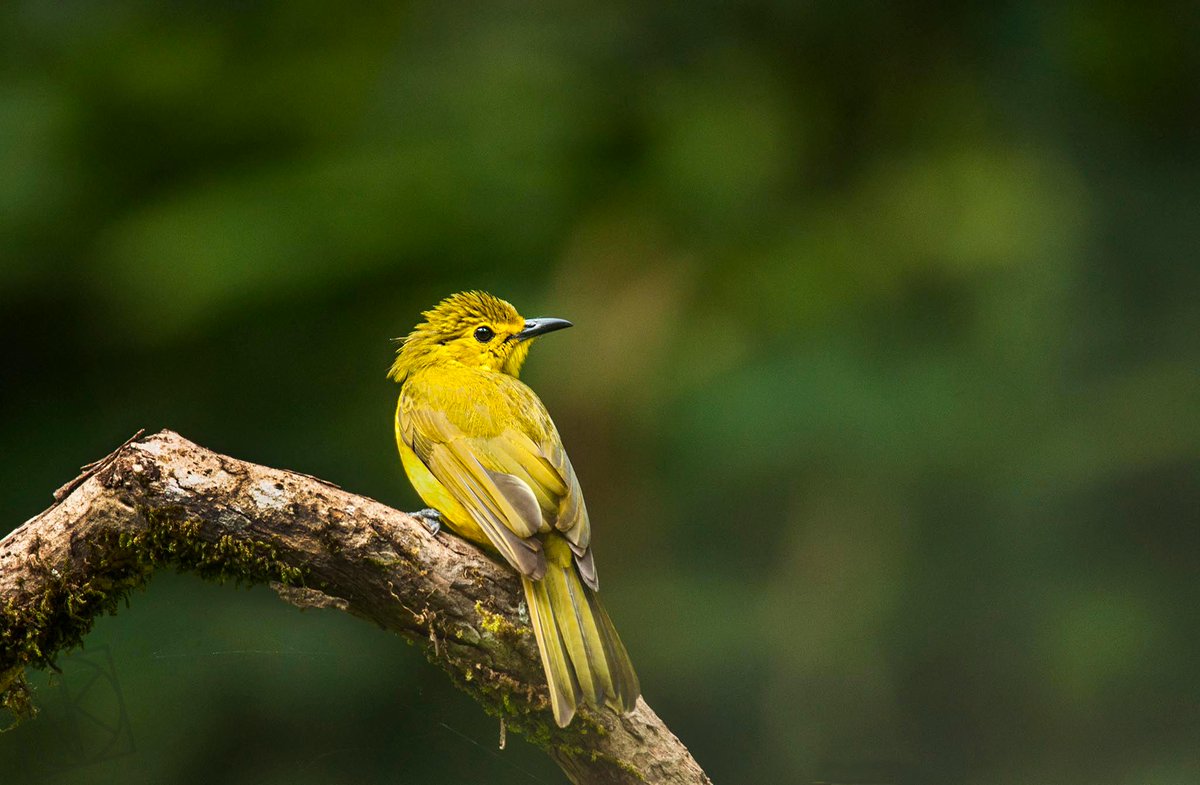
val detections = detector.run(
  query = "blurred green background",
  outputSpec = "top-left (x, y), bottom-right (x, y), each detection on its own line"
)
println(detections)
top-left (2, 2), bottom-right (1198, 783)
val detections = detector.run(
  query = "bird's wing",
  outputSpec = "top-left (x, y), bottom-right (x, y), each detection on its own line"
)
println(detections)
top-left (536, 432), bottom-right (596, 587)
top-left (402, 395), bottom-right (595, 587)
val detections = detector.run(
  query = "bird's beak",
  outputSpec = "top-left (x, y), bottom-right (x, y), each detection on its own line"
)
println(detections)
top-left (516, 317), bottom-right (573, 341)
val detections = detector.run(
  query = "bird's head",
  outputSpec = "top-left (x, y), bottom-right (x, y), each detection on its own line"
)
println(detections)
top-left (388, 291), bottom-right (572, 380)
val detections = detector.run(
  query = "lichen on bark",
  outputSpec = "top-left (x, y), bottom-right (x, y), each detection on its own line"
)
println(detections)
top-left (0, 430), bottom-right (711, 785)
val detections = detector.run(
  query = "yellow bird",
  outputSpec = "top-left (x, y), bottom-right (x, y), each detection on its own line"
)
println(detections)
top-left (388, 291), bottom-right (639, 727)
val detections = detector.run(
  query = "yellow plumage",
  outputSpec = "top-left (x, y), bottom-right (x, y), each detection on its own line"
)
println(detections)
top-left (389, 291), bottom-right (639, 726)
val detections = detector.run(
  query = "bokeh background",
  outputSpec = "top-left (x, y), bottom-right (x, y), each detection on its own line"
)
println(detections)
top-left (2, 3), bottom-right (1198, 783)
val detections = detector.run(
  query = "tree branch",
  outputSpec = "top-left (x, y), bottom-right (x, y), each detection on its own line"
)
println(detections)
top-left (0, 430), bottom-right (710, 785)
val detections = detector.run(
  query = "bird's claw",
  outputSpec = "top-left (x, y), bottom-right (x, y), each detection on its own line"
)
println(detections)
top-left (411, 508), bottom-right (443, 536)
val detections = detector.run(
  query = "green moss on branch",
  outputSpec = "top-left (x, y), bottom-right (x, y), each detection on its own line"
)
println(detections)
top-left (0, 504), bottom-right (307, 726)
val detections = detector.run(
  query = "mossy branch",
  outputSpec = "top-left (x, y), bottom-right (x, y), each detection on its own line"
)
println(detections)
top-left (0, 430), bottom-right (710, 785)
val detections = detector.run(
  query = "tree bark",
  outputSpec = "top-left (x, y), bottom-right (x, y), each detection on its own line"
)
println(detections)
top-left (0, 430), bottom-right (710, 785)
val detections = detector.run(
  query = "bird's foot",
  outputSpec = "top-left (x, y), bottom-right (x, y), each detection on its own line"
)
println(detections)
top-left (410, 508), bottom-right (444, 536)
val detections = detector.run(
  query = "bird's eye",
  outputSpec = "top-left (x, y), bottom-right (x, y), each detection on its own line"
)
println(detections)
top-left (474, 325), bottom-right (495, 343)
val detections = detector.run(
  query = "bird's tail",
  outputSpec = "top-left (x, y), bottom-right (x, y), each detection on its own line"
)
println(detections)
top-left (521, 535), bottom-right (639, 727)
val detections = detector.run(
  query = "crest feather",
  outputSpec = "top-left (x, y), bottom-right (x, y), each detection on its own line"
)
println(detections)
top-left (423, 291), bottom-right (521, 333)
top-left (388, 291), bottom-right (524, 380)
